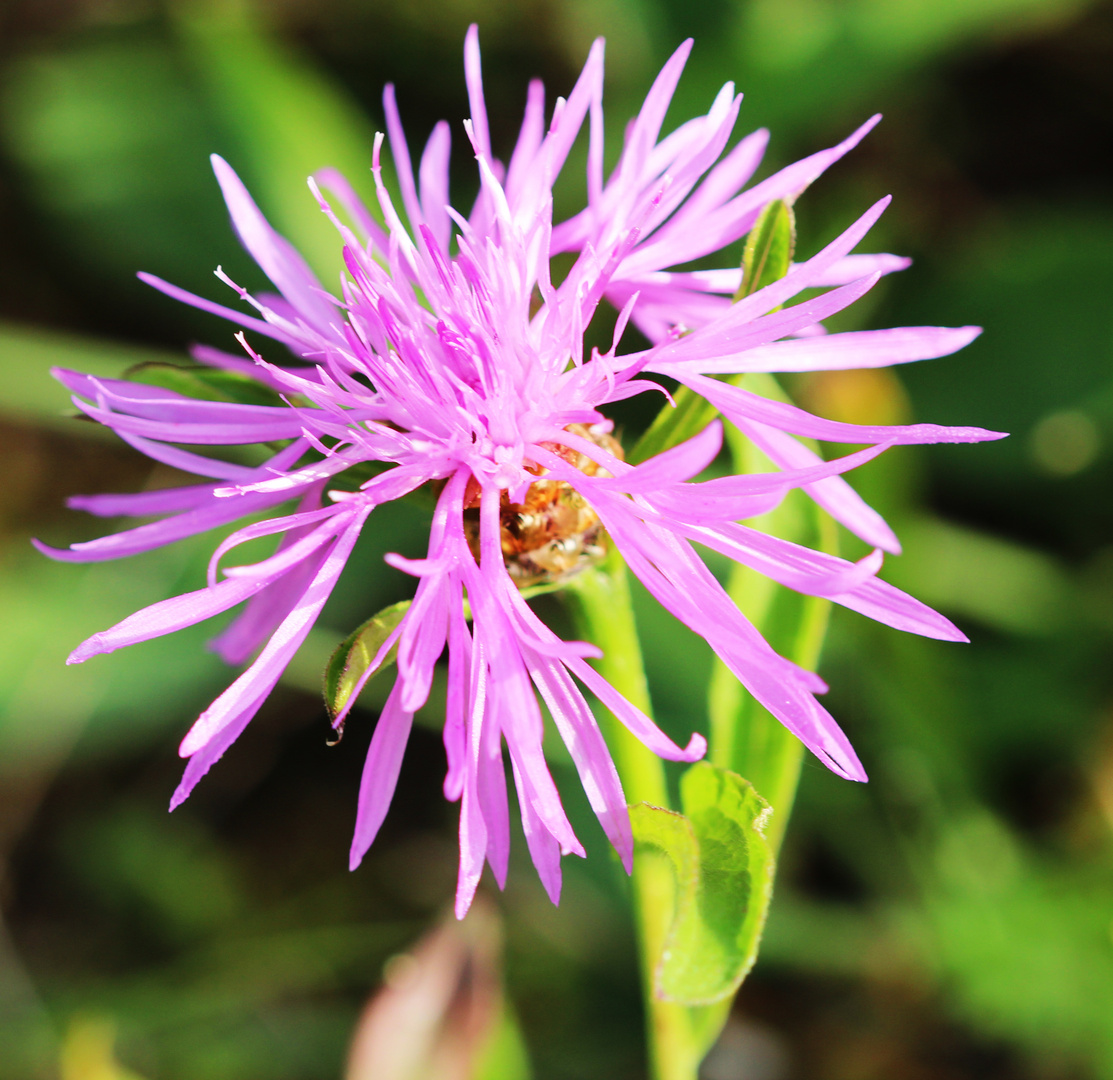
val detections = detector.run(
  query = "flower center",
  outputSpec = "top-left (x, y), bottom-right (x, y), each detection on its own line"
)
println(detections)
top-left (463, 423), bottom-right (623, 587)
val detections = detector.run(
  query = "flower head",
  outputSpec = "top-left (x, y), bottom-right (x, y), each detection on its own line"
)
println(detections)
top-left (38, 28), bottom-right (1002, 915)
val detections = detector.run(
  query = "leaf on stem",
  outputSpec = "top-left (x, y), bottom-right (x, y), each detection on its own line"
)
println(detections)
top-left (631, 762), bottom-right (775, 1005)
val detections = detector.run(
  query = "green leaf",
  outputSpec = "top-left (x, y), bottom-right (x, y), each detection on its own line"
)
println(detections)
top-left (735, 198), bottom-right (796, 302)
top-left (631, 762), bottom-right (775, 1005)
top-left (323, 601), bottom-right (410, 726)
top-left (123, 362), bottom-right (284, 407)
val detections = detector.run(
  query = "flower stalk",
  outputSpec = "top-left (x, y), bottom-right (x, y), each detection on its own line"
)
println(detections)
top-left (567, 555), bottom-right (708, 1080)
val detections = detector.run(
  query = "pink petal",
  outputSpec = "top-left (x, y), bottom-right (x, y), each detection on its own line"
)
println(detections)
top-left (524, 649), bottom-right (632, 871)
top-left (678, 371), bottom-right (1007, 445)
top-left (35, 489), bottom-right (296, 564)
top-left (419, 122), bottom-right (453, 253)
top-left (510, 758), bottom-right (564, 905)
top-left (70, 396), bottom-right (313, 446)
top-left (189, 344), bottom-right (300, 392)
top-left (395, 573), bottom-right (450, 712)
top-left (178, 506), bottom-right (370, 756)
top-left (735, 419), bottom-right (900, 552)
top-left (811, 253), bottom-right (911, 285)
top-left (693, 325), bottom-right (983, 375)
top-left (138, 272), bottom-right (294, 347)
top-left (170, 702), bottom-right (258, 810)
top-left (690, 522), bottom-right (968, 642)
top-left (627, 114), bottom-right (881, 273)
top-left (611, 420), bottom-right (722, 492)
top-left (312, 167), bottom-right (389, 250)
top-left (211, 155), bottom-right (341, 338)
top-left (68, 482), bottom-right (222, 519)
top-left (621, 39), bottom-right (694, 178)
top-left (68, 575), bottom-right (268, 664)
top-left (383, 83), bottom-right (424, 232)
top-left (442, 593), bottom-right (471, 802)
top-left (505, 79), bottom-right (546, 208)
top-left (650, 274), bottom-right (883, 369)
top-left (207, 502), bottom-right (338, 585)
top-left (463, 25), bottom-right (492, 162)
top-left (208, 544), bottom-right (329, 665)
top-left (348, 682), bottom-right (416, 870)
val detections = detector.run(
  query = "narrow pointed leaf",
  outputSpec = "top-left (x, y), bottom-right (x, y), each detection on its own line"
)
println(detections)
top-left (735, 198), bottom-right (796, 302)
top-left (324, 600), bottom-right (410, 722)
top-left (630, 199), bottom-right (796, 465)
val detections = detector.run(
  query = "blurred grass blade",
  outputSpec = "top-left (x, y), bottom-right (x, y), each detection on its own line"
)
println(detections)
top-left (630, 763), bottom-right (775, 1005)
top-left (473, 1005), bottom-right (533, 1080)
top-left (61, 1016), bottom-right (147, 1080)
top-left (124, 361), bottom-right (284, 407)
top-left (885, 515), bottom-right (1073, 637)
top-left (0, 322), bottom-right (179, 431)
top-left (0, 29), bottom-right (235, 305)
top-left (174, 0), bottom-right (382, 285)
top-left (324, 601), bottom-right (411, 726)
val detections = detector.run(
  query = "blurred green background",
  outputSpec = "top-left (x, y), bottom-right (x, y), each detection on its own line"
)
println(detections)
top-left (2, 0), bottom-right (1113, 1078)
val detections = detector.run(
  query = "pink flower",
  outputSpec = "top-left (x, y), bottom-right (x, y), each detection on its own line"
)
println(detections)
top-left (38, 28), bottom-right (1002, 915)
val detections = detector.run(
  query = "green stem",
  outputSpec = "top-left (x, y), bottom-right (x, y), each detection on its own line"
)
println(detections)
top-left (705, 541), bottom-right (829, 852)
top-left (707, 374), bottom-right (838, 853)
top-left (566, 555), bottom-right (699, 1080)
top-left (566, 556), bottom-right (665, 806)
top-left (568, 365), bottom-right (834, 1074)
